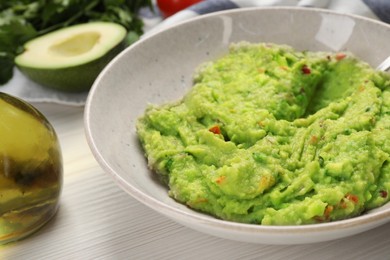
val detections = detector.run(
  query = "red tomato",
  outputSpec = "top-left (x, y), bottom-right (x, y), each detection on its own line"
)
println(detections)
top-left (157, 0), bottom-right (204, 18)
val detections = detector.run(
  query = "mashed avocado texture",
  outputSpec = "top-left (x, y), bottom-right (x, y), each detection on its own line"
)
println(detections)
top-left (137, 42), bottom-right (390, 225)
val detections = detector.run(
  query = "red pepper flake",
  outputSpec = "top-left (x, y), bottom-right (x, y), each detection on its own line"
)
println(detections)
top-left (335, 53), bottom-right (347, 61)
top-left (209, 125), bottom-right (221, 135)
top-left (216, 175), bottom-right (226, 184)
top-left (309, 135), bottom-right (318, 145)
top-left (345, 194), bottom-right (359, 204)
top-left (380, 190), bottom-right (388, 198)
top-left (301, 65), bottom-right (311, 75)
top-left (339, 201), bottom-right (348, 209)
top-left (314, 205), bottom-right (334, 222)
top-left (324, 205), bottom-right (334, 219)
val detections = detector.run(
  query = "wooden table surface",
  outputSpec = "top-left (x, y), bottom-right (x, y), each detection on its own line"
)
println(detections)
top-left (1, 102), bottom-right (389, 259)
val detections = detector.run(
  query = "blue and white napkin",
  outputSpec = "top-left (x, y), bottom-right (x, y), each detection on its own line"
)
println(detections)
top-left (144, 0), bottom-right (388, 36)
top-left (2, 0), bottom-right (389, 106)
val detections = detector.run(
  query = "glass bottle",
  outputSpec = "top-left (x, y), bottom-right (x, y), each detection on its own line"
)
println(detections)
top-left (0, 92), bottom-right (63, 244)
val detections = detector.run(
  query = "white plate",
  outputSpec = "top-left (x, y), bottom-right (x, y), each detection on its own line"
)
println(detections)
top-left (85, 7), bottom-right (390, 244)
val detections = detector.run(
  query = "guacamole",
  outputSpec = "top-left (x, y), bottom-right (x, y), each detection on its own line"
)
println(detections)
top-left (136, 42), bottom-right (390, 225)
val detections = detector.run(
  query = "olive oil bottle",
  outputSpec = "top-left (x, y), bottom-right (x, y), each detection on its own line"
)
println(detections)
top-left (0, 93), bottom-right (62, 244)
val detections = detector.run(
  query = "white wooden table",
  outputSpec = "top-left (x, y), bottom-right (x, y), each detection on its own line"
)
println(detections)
top-left (0, 102), bottom-right (389, 259)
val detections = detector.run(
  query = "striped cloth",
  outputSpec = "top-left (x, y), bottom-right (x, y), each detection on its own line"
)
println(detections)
top-left (143, 0), bottom-right (390, 36)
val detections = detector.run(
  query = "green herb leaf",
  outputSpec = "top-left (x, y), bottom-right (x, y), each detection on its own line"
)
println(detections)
top-left (0, 53), bottom-right (15, 85)
top-left (0, 0), bottom-right (153, 85)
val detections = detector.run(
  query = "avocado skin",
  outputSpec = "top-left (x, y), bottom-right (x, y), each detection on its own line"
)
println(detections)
top-left (16, 41), bottom-right (126, 93)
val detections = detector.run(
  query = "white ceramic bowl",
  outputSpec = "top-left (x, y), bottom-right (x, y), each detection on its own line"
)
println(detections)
top-left (84, 7), bottom-right (390, 244)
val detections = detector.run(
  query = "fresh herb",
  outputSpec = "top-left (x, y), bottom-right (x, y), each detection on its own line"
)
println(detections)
top-left (0, 0), bottom-right (153, 85)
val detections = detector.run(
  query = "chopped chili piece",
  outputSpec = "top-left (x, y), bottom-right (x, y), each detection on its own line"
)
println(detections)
top-left (216, 175), bottom-right (226, 184)
top-left (314, 205), bottom-right (334, 222)
top-left (345, 194), bottom-right (359, 204)
top-left (309, 135), bottom-right (318, 145)
top-left (335, 53), bottom-right (347, 61)
top-left (324, 205), bottom-right (334, 219)
top-left (339, 201), bottom-right (347, 209)
top-left (301, 65), bottom-right (311, 75)
top-left (209, 125), bottom-right (221, 135)
top-left (379, 190), bottom-right (388, 198)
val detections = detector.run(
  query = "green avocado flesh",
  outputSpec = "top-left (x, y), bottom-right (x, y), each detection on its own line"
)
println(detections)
top-left (136, 42), bottom-right (390, 225)
top-left (15, 22), bottom-right (126, 92)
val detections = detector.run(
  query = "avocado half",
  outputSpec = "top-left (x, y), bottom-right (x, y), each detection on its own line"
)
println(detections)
top-left (15, 22), bottom-right (127, 92)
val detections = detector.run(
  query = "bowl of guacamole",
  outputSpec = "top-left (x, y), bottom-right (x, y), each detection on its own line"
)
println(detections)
top-left (85, 7), bottom-right (390, 244)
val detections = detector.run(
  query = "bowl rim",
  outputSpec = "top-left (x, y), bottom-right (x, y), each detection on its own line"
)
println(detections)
top-left (85, 6), bottom-right (390, 236)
